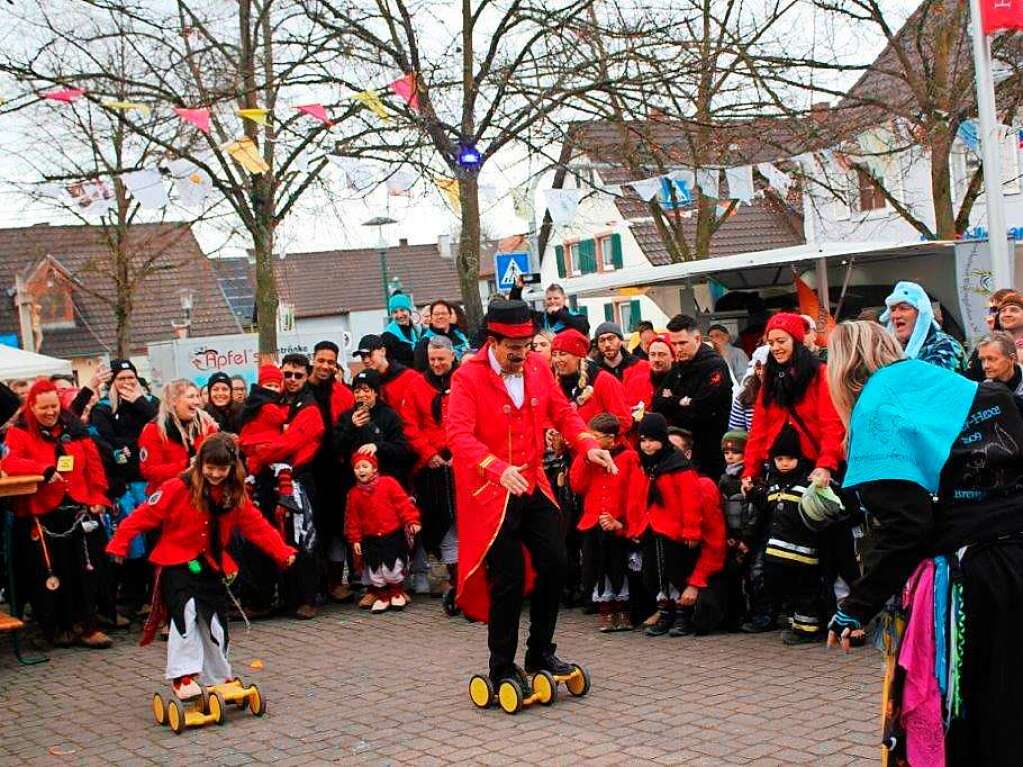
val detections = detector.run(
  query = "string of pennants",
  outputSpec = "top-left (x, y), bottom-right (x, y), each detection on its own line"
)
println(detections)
top-left (535, 117), bottom-right (1022, 228)
top-left (22, 74), bottom-right (472, 215)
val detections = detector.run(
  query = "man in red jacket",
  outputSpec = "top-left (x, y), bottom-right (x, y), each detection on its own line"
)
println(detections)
top-left (448, 299), bottom-right (617, 688)
top-left (594, 320), bottom-right (652, 417)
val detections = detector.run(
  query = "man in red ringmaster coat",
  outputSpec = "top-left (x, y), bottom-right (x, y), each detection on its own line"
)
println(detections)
top-left (447, 299), bottom-right (617, 687)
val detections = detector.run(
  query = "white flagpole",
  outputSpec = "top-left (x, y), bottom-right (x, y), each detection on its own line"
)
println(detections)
top-left (969, 0), bottom-right (1014, 288)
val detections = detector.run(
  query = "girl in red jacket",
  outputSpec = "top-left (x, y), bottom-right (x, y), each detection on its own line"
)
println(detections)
top-left (106, 433), bottom-right (296, 701)
top-left (635, 413), bottom-right (706, 638)
top-left (569, 413), bottom-right (646, 632)
top-left (3, 379), bottom-right (112, 649)
top-left (139, 379), bottom-right (218, 495)
top-left (345, 453), bottom-right (421, 614)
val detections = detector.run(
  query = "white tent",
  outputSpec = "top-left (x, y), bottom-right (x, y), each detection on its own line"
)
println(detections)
top-left (0, 345), bottom-right (72, 380)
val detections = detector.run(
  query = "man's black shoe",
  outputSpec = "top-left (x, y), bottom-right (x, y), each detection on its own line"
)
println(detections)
top-left (524, 646), bottom-right (573, 675)
top-left (668, 612), bottom-right (693, 637)
top-left (490, 664), bottom-right (531, 690)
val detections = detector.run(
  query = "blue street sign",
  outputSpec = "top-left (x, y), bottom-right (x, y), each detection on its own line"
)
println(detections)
top-left (494, 251), bottom-right (531, 290)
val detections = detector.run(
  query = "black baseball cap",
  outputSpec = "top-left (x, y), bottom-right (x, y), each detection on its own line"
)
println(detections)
top-left (355, 334), bottom-right (385, 357)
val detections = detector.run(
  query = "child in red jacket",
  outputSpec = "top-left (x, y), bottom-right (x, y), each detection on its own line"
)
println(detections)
top-left (107, 433), bottom-right (296, 701)
top-left (569, 412), bottom-right (646, 632)
top-left (345, 453), bottom-right (421, 614)
top-left (635, 413), bottom-right (706, 638)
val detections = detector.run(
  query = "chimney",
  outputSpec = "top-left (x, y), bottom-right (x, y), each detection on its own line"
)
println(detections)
top-left (398, 237), bottom-right (409, 248)
top-left (437, 234), bottom-right (452, 259)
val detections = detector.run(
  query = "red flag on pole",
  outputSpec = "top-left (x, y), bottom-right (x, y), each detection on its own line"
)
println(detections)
top-left (174, 108), bottom-right (211, 134)
top-left (389, 73), bottom-right (420, 112)
top-left (295, 103), bottom-right (331, 126)
top-left (981, 0), bottom-right (1023, 34)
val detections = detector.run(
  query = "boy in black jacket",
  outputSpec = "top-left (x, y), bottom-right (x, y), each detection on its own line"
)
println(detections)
top-left (718, 430), bottom-right (757, 630)
top-left (753, 426), bottom-right (823, 645)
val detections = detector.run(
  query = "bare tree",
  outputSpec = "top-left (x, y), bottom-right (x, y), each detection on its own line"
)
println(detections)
top-left (796, 0), bottom-right (1023, 239)
top-left (557, 0), bottom-right (814, 263)
top-left (303, 0), bottom-right (621, 329)
top-left (1, 0), bottom-right (388, 354)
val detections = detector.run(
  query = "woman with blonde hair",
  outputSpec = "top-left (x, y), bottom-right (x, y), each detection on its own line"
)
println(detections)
top-left (138, 379), bottom-right (219, 495)
top-left (826, 321), bottom-right (1023, 764)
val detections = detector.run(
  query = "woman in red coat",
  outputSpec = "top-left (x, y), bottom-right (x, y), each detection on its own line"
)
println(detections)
top-left (551, 329), bottom-right (633, 435)
top-left (3, 379), bottom-right (112, 648)
top-left (741, 313), bottom-right (846, 490)
top-left (139, 379), bottom-right (218, 495)
top-left (107, 433), bottom-right (295, 701)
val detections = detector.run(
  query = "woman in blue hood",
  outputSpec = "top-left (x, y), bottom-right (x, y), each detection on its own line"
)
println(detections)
top-left (881, 280), bottom-right (965, 371)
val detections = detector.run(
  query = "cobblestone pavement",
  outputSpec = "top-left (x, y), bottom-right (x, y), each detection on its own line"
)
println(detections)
top-left (0, 600), bottom-right (882, 766)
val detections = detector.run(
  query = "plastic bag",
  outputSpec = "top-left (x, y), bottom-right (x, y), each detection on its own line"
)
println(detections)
top-left (798, 483), bottom-right (847, 531)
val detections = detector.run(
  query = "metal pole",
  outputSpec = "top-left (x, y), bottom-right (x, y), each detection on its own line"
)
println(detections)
top-left (969, 0), bottom-right (1014, 288)
top-left (379, 227), bottom-right (390, 330)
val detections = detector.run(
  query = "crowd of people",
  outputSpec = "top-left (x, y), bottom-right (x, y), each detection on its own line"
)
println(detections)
top-left (2, 278), bottom-right (1023, 759)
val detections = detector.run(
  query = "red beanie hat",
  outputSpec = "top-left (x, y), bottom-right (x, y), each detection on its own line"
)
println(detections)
top-left (765, 312), bottom-right (806, 345)
top-left (551, 329), bottom-right (590, 358)
top-left (258, 364), bottom-right (283, 387)
top-left (351, 452), bottom-right (379, 471)
top-left (647, 333), bottom-right (673, 356)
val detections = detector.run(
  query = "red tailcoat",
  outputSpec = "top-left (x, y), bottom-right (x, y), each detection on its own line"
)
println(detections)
top-left (447, 345), bottom-right (599, 622)
top-left (138, 420), bottom-right (218, 495)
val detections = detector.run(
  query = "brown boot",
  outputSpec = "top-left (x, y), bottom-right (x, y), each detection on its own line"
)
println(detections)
top-left (615, 602), bottom-right (634, 631)
top-left (52, 630), bottom-right (75, 648)
top-left (294, 604), bottom-right (318, 620)
top-left (358, 590), bottom-right (377, 609)
top-left (329, 583), bottom-right (354, 603)
top-left (597, 602), bottom-right (614, 633)
top-left (78, 629), bottom-right (113, 649)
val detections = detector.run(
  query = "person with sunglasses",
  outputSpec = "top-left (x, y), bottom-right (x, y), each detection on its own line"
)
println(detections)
top-left (236, 356), bottom-right (325, 620)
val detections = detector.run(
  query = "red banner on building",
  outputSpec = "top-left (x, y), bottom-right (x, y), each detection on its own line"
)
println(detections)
top-left (981, 0), bottom-right (1023, 35)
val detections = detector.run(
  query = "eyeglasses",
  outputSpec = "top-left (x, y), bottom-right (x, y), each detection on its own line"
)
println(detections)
top-left (282, 371), bottom-right (306, 380)
top-left (989, 306), bottom-right (1000, 315)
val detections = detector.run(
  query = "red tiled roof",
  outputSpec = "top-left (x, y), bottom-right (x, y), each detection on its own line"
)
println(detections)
top-left (564, 119), bottom-right (819, 265)
top-left (0, 223), bottom-right (241, 358)
top-left (274, 240), bottom-right (500, 318)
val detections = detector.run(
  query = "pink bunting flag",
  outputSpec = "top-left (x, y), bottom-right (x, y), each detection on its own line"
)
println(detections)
top-left (174, 107), bottom-right (211, 134)
top-left (389, 73), bottom-right (420, 112)
top-left (295, 103), bottom-right (331, 126)
top-left (42, 87), bottom-right (85, 103)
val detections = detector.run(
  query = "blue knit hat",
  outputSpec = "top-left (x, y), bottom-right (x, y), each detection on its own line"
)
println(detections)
top-left (388, 292), bottom-right (413, 313)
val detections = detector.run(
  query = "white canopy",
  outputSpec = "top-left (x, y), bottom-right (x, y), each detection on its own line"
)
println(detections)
top-left (0, 345), bottom-right (73, 380)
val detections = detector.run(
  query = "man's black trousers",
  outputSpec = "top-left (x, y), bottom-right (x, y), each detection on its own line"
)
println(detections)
top-left (485, 490), bottom-right (567, 680)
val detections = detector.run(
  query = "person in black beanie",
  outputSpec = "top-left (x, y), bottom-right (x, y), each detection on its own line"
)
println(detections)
top-left (204, 372), bottom-right (243, 434)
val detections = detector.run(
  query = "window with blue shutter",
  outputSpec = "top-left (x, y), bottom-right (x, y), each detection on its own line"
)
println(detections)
top-left (611, 233), bottom-right (623, 269)
top-left (604, 303), bottom-right (615, 322)
top-left (628, 299), bottom-right (642, 331)
top-left (578, 239), bottom-right (597, 274)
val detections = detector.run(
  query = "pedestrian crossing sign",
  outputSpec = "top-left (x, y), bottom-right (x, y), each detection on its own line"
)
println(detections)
top-left (495, 251), bottom-right (530, 289)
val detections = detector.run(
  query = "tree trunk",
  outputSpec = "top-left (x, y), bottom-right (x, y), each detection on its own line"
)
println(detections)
top-left (457, 174), bottom-right (484, 333)
top-left (930, 130), bottom-right (957, 239)
top-left (253, 220), bottom-right (278, 358)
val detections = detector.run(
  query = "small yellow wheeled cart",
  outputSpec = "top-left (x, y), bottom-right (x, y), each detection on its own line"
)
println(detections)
top-left (151, 678), bottom-right (264, 734)
top-left (152, 687), bottom-right (226, 734)
top-left (468, 672), bottom-right (557, 714)
top-left (541, 663), bottom-right (590, 699)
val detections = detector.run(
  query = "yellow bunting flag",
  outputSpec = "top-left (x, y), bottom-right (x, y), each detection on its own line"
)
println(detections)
top-left (434, 176), bottom-right (460, 209)
top-left (237, 107), bottom-right (268, 125)
top-left (223, 137), bottom-right (270, 174)
top-left (102, 100), bottom-right (151, 116)
top-left (353, 90), bottom-right (390, 121)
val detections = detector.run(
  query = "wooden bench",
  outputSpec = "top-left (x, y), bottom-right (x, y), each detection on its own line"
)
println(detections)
top-left (1, 475), bottom-right (48, 665)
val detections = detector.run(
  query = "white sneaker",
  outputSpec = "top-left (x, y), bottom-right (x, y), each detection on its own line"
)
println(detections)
top-left (370, 598), bottom-right (390, 614)
top-left (390, 591), bottom-right (408, 610)
top-left (172, 677), bottom-right (202, 700)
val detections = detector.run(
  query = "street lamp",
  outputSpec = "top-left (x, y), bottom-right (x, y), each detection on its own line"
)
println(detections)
top-left (363, 216), bottom-right (399, 327)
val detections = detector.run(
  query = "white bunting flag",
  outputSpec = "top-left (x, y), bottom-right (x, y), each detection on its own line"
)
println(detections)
top-left (628, 176), bottom-right (663, 202)
top-left (725, 165), bottom-right (754, 205)
top-left (166, 159), bottom-right (213, 209)
top-left (544, 188), bottom-right (580, 226)
top-left (695, 168), bottom-right (720, 199)
top-left (757, 162), bottom-right (792, 195)
top-left (122, 168), bottom-right (169, 209)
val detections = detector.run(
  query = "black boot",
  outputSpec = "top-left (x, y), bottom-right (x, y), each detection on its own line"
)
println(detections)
top-left (524, 645), bottom-right (574, 675)
top-left (668, 610), bottom-right (692, 637)
top-left (645, 605), bottom-right (675, 637)
top-left (490, 664), bottom-right (531, 690)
